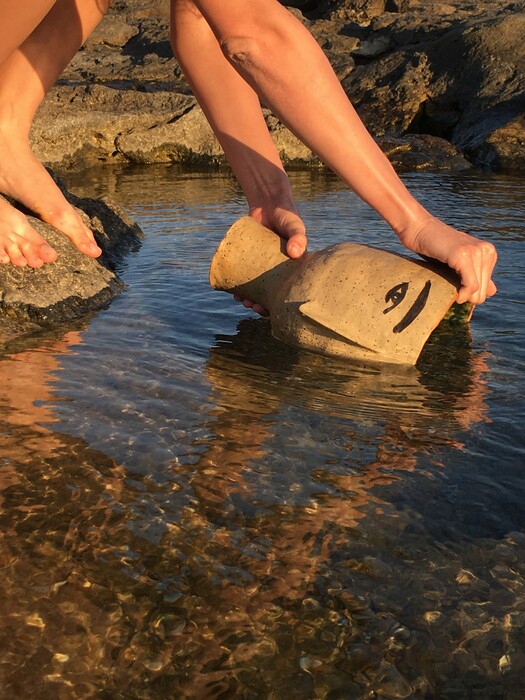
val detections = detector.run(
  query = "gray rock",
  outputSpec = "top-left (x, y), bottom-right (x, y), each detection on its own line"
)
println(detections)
top-left (307, 0), bottom-right (389, 22)
top-left (32, 85), bottom-right (195, 168)
top-left (116, 104), bottom-right (224, 165)
top-left (84, 16), bottom-right (139, 48)
top-left (379, 134), bottom-right (472, 170)
top-left (24, 0), bottom-right (525, 172)
top-left (342, 5), bottom-right (525, 169)
top-left (352, 35), bottom-right (392, 58)
top-left (343, 49), bottom-right (434, 136)
top-left (447, 13), bottom-right (525, 169)
top-left (0, 178), bottom-right (144, 346)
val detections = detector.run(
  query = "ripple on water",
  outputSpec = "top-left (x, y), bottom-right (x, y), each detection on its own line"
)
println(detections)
top-left (0, 166), bottom-right (524, 698)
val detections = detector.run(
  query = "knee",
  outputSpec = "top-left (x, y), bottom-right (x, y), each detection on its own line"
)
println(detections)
top-left (220, 35), bottom-right (264, 71)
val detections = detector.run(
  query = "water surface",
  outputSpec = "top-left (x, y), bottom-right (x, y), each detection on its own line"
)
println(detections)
top-left (0, 166), bottom-right (524, 699)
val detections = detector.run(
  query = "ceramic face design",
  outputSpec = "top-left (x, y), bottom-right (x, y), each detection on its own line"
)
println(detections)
top-left (276, 243), bottom-right (460, 363)
top-left (210, 218), bottom-right (462, 365)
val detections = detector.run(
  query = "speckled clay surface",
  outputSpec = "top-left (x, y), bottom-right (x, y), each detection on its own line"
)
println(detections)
top-left (210, 217), bottom-right (462, 364)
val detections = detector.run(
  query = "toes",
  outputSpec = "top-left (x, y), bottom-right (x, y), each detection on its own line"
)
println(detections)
top-left (37, 241), bottom-right (58, 263)
top-left (236, 296), bottom-right (269, 317)
top-left (251, 303), bottom-right (269, 317)
top-left (4, 241), bottom-right (29, 267)
top-left (0, 203), bottom-right (58, 268)
top-left (46, 207), bottom-right (101, 258)
top-left (18, 240), bottom-right (47, 268)
top-left (0, 152), bottom-right (101, 258)
top-left (63, 220), bottom-right (102, 257)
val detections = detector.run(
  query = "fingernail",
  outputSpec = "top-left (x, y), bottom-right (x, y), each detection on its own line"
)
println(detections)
top-left (289, 244), bottom-right (301, 258)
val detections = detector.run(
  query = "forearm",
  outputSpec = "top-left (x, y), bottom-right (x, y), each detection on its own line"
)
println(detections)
top-left (170, 0), bottom-right (294, 211)
top-left (193, 0), bottom-right (429, 239)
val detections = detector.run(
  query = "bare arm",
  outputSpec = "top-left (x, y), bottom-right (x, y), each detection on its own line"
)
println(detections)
top-left (179, 0), bottom-right (497, 304)
top-left (171, 0), bottom-right (306, 262)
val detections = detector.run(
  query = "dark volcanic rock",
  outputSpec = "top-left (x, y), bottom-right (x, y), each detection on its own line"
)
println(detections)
top-left (304, 0), bottom-right (389, 21)
top-left (379, 134), bottom-right (471, 170)
top-left (342, 4), bottom-right (525, 169)
top-left (0, 179), bottom-right (143, 345)
top-left (446, 12), bottom-right (525, 170)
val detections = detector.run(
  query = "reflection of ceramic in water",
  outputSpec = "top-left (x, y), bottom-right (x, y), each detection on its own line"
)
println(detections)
top-left (210, 217), bottom-right (468, 365)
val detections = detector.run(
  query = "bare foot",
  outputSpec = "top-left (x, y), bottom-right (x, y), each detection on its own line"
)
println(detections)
top-left (0, 128), bottom-right (102, 266)
top-left (0, 195), bottom-right (56, 267)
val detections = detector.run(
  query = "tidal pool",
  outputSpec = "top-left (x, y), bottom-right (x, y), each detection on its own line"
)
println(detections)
top-left (0, 166), bottom-right (524, 699)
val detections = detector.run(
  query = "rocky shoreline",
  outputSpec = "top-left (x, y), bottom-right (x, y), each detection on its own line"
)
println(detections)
top-left (32, 0), bottom-right (524, 172)
top-left (2, 0), bottom-right (523, 343)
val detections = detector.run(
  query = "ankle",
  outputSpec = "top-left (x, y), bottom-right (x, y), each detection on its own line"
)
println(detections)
top-left (0, 101), bottom-right (33, 139)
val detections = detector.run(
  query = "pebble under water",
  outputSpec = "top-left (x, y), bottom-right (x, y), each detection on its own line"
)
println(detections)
top-left (0, 165), bottom-right (524, 699)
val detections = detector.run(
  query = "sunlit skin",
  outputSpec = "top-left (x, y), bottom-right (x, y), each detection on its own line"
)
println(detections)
top-left (0, 331), bottom-right (84, 460)
top-left (0, 0), bottom-right (107, 267)
top-left (172, 0), bottom-right (497, 307)
top-left (0, 0), bottom-right (496, 308)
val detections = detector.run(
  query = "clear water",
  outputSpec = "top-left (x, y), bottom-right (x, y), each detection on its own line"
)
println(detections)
top-left (0, 166), bottom-right (524, 699)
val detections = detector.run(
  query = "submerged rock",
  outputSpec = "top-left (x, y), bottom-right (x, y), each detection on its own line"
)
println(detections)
top-left (0, 177), bottom-right (143, 346)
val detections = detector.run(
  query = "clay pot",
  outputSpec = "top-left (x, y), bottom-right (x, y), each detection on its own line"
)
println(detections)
top-left (210, 217), bottom-right (466, 364)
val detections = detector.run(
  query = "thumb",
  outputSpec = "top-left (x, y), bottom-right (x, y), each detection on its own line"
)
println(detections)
top-left (286, 230), bottom-right (307, 258)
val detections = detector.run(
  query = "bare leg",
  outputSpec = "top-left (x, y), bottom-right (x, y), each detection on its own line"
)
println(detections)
top-left (0, 1), bottom-right (58, 65)
top-left (172, 0), bottom-right (308, 313)
top-left (171, 0), bottom-right (305, 246)
top-left (0, 0), bottom-right (111, 267)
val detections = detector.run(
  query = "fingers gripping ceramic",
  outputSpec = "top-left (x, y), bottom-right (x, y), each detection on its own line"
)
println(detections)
top-left (210, 217), bottom-right (465, 365)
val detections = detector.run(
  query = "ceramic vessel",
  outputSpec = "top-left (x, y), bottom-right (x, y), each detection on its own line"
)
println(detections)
top-left (210, 217), bottom-right (468, 364)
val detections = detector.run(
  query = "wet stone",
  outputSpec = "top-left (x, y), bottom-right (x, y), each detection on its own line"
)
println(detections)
top-left (0, 179), bottom-right (143, 346)
top-left (368, 663), bottom-right (414, 698)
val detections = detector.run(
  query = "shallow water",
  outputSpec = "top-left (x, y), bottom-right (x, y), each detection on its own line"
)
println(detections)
top-left (1, 165), bottom-right (524, 699)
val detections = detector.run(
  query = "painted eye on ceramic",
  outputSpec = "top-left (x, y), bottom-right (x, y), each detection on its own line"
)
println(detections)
top-left (383, 282), bottom-right (409, 314)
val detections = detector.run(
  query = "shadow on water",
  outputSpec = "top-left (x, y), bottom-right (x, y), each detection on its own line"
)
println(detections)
top-left (1, 313), bottom-right (525, 699)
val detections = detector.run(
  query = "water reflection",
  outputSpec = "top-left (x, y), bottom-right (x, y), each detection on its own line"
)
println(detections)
top-left (3, 316), bottom-right (521, 699)
top-left (0, 331), bottom-right (85, 465)
top-left (64, 163), bottom-right (346, 209)
top-left (1, 167), bottom-right (524, 698)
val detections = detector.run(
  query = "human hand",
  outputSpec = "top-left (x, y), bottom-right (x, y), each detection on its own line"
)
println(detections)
top-left (234, 204), bottom-right (307, 316)
top-left (399, 215), bottom-right (497, 305)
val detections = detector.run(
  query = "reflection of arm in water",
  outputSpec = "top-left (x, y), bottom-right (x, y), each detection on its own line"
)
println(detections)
top-left (171, 0), bottom-right (497, 306)
top-left (166, 325), bottom-right (492, 633)
top-left (150, 330), bottom-right (492, 682)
